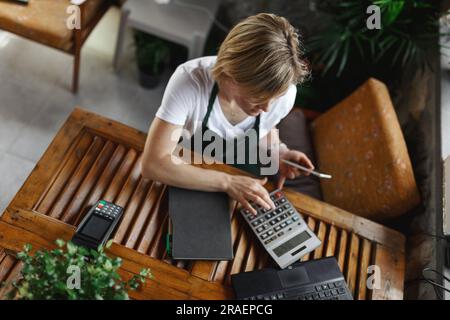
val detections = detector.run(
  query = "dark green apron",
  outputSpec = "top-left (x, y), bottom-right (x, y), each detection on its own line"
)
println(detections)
top-left (189, 83), bottom-right (261, 177)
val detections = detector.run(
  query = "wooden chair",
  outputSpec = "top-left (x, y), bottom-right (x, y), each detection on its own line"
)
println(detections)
top-left (289, 79), bottom-right (421, 222)
top-left (0, 0), bottom-right (116, 93)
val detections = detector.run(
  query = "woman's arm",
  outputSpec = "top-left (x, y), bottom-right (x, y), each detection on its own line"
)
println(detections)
top-left (141, 118), bottom-right (275, 214)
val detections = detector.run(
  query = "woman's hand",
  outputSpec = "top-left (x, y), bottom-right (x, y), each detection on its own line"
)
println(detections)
top-left (224, 175), bottom-right (276, 215)
top-left (277, 149), bottom-right (314, 189)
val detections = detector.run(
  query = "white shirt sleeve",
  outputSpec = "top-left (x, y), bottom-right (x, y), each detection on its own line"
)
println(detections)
top-left (155, 67), bottom-right (199, 126)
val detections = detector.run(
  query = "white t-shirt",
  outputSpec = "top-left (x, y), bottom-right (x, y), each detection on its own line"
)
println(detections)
top-left (155, 56), bottom-right (297, 140)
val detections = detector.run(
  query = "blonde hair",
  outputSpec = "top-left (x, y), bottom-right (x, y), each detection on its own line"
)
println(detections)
top-left (212, 13), bottom-right (309, 101)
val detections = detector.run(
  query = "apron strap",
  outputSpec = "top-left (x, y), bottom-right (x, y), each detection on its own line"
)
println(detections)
top-left (202, 82), bottom-right (218, 128)
top-left (255, 114), bottom-right (260, 141)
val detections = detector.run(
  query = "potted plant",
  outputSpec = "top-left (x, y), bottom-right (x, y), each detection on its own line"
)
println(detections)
top-left (1, 239), bottom-right (152, 300)
top-left (134, 31), bottom-right (171, 89)
top-left (296, 0), bottom-right (444, 110)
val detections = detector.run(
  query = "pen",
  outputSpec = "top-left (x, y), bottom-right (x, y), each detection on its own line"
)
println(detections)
top-left (282, 159), bottom-right (332, 179)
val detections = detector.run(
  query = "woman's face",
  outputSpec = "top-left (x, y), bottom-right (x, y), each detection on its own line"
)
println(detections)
top-left (220, 78), bottom-right (281, 117)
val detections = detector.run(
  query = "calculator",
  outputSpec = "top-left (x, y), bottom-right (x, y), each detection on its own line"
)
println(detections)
top-left (240, 189), bottom-right (321, 269)
top-left (72, 200), bottom-right (123, 250)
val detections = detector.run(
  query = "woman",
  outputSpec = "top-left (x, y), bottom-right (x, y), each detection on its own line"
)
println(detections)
top-left (141, 13), bottom-right (314, 215)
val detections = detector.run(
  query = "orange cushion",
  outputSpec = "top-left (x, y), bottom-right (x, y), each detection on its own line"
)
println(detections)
top-left (0, 0), bottom-right (106, 51)
top-left (310, 78), bottom-right (421, 221)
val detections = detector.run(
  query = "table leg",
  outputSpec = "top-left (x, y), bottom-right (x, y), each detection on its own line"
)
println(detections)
top-left (113, 9), bottom-right (130, 72)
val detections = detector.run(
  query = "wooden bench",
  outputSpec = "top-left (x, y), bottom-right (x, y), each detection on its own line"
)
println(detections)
top-left (0, 108), bottom-right (405, 300)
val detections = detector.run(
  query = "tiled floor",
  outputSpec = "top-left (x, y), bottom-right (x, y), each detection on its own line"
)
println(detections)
top-left (0, 8), bottom-right (170, 212)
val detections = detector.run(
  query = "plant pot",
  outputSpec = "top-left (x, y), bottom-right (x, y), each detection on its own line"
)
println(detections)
top-left (138, 70), bottom-right (161, 89)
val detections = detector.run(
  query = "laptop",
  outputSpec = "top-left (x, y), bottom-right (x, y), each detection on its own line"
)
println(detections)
top-left (231, 256), bottom-right (353, 300)
top-left (168, 186), bottom-right (233, 260)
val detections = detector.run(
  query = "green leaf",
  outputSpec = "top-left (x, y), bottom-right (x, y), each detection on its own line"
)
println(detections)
top-left (337, 39), bottom-right (350, 77)
top-left (66, 242), bottom-right (78, 255)
top-left (105, 239), bottom-right (114, 249)
top-left (55, 239), bottom-right (65, 248)
top-left (103, 260), bottom-right (113, 271)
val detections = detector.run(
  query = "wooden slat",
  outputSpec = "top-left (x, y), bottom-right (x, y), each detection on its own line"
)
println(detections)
top-left (336, 229), bottom-right (348, 272)
top-left (124, 181), bottom-right (163, 249)
top-left (35, 131), bottom-right (94, 213)
top-left (189, 261), bottom-right (214, 282)
top-left (0, 255), bottom-right (16, 282)
top-left (0, 260), bottom-right (22, 299)
top-left (72, 144), bottom-right (128, 225)
top-left (356, 239), bottom-right (372, 300)
top-left (114, 178), bottom-right (151, 244)
top-left (48, 136), bottom-right (106, 219)
top-left (313, 221), bottom-right (327, 259)
top-left (243, 243), bottom-right (258, 272)
top-left (147, 207), bottom-right (169, 258)
top-left (324, 225), bottom-right (338, 257)
top-left (302, 216), bottom-right (316, 261)
top-left (345, 233), bottom-right (360, 296)
top-left (61, 140), bottom-right (117, 223)
top-left (135, 183), bottom-right (167, 253)
top-left (226, 226), bottom-right (250, 285)
top-left (103, 148), bottom-right (139, 201)
top-left (114, 154), bottom-right (143, 208)
top-left (0, 248), bottom-right (6, 264)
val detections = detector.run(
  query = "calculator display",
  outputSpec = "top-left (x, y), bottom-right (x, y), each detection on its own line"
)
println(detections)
top-left (79, 214), bottom-right (111, 241)
top-left (273, 231), bottom-right (311, 257)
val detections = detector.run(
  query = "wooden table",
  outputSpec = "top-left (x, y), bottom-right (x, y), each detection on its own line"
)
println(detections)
top-left (0, 108), bottom-right (405, 300)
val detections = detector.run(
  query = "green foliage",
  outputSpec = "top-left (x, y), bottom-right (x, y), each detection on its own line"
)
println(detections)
top-left (294, 0), bottom-right (446, 111)
top-left (2, 240), bottom-right (152, 300)
top-left (307, 0), bottom-right (441, 77)
top-left (134, 31), bottom-right (171, 75)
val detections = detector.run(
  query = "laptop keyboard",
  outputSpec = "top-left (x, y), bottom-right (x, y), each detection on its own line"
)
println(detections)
top-left (297, 280), bottom-right (349, 300)
top-left (243, 279), bottom-right (349, 300)
top-left (243, 190), bottom-right (302, 245)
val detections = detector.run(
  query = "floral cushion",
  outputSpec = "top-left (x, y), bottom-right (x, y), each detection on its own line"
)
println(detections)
top-left (0, 0), bottom-right (106, 51)
top-left (310, 78), bottom-right (421, 221)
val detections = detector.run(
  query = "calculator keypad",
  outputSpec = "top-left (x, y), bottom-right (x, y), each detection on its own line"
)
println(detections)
top-left (241, 190), bottom-right (304, 246)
